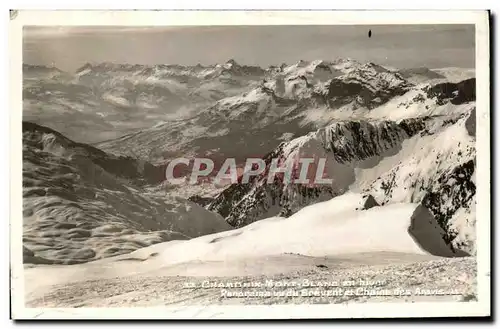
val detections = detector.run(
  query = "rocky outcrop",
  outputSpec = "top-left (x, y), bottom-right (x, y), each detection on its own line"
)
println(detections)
top-left (397, 67), bottom-right (446, 83)
top-left (188, 195), bottom-right (215, 207)
top-left (321, 120), bottom-right (410, 163)
top-left (208, 118), bottom-right (424, 227)
top-left (422, 159), bottom-right (476, 246)
top-left (324, 64), bottom-right (412, 109)
top-left (209, 104), bottom-right (476, 256)
top-left (424, 78), bottom-right (476, 105)
top-left (363, 111), bottom-right (476, 253)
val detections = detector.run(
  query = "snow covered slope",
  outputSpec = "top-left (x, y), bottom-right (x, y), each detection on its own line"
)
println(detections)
top-left (144, 193), bottom-right (462, 266)
top-left (22, 122), bottom-right (231, 264)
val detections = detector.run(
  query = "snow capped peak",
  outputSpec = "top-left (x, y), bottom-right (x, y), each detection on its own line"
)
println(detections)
top-left (217, 87), bottom-right (271, 106)
top-left (361, 61), bottom-right (390, 73)
top-left (296, 59), bottom-right (308, 67)
top-left (310, 59), bottom-right (327, 66)
top-left (75, 62), bottom-right (94, 74)
top-left (225, 58), bottom-right (239, 67)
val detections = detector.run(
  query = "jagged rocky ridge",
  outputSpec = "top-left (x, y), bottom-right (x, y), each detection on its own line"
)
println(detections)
top-left (423, 78), bottom-right (476, 106)
top-left (207, 117), bottom-right (432, 227)
top-left (321, 64), bottom-right (412, 109)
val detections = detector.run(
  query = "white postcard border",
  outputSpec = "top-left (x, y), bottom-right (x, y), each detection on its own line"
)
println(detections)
top-left (9, 10), bottom-right (491, 319)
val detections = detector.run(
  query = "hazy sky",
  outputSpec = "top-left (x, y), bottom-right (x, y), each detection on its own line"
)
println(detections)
top-left (23, 25), bottom-right (475, 72)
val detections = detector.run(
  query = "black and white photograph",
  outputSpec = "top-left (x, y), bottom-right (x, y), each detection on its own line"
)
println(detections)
top-left (10, 10), bottom-right (491, 319)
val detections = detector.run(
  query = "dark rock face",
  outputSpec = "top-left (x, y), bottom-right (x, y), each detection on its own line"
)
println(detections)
top-left (188, 195), bottom-right (215, 208)
top-left (397, 117), bottom-right (430, 137)
top-left (206, 182), bottom-right (254, 221)
top-left (465, 107), bottom-right (476, 137)
top-left (424, 78), bottom-right (476, 105)
top-left (324, 69), bottom-right (411, 109)
top-left (407, 205), bottom-right (462, 257)
top-left (23, 245), bottom-right (35, 258)
top-left (326, 79), bottom-right (366, 107)
top-left (397, 67), bottom-right (446, 80)
top-left (361, 195), bottom-right (379, 210)
top-left (322, 121), bottom-right (410, 163)
top-left (208, 119), bottom-right (424, 228)
top-left (422, 159), bottom-right (476, 246)
top-left (206, 144), bottom-right (288, 222)
top-left (364, 110), bottom-right (476, 253)
top-left (224, 183), bottom-right (335, 228)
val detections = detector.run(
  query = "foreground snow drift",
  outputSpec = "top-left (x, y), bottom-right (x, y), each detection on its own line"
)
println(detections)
top-left (118, 193), bottom-right (461, 268)
top-left (26, 256), bottom-right (476, 307)
top-left (24, 193), bottom-right (468, 306)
